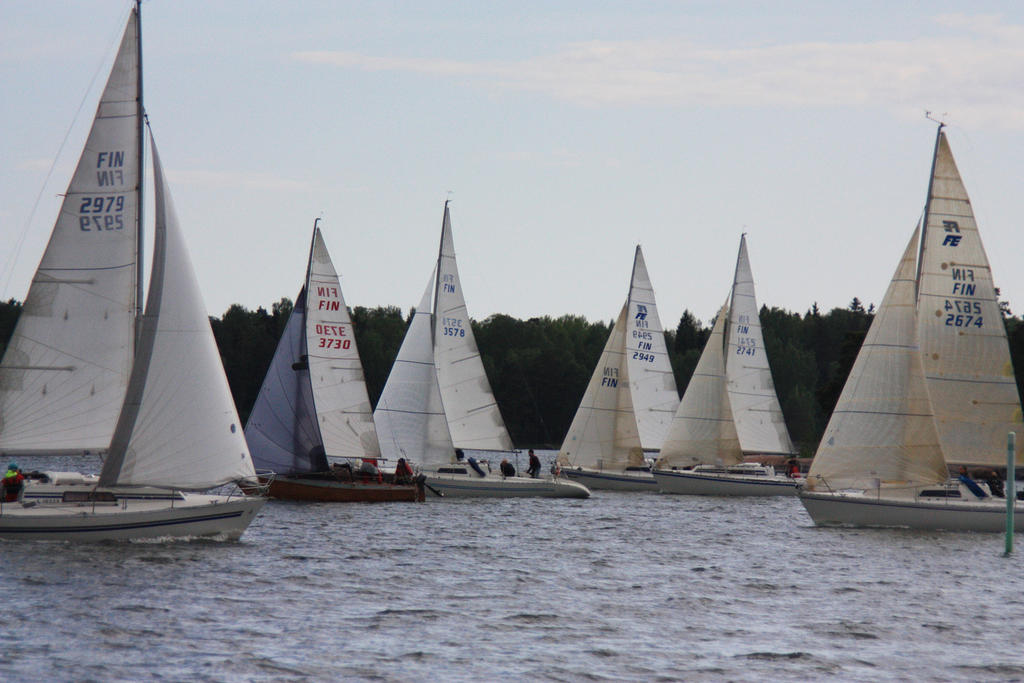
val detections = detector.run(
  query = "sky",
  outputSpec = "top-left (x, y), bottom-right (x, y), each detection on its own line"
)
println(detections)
top-left (2, 1), bottom-right (1024, 329)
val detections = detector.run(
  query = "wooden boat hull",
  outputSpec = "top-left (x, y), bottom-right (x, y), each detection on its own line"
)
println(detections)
top-left (0, 494), bottom-right (265, 542)
top-left (254, 475), bottom-right (424, 503)
top-left (563, 468), bottom-right (659, 492)
top-left (799, 489), bottom-right (1024, 532)
top-left (423, 473), bottom-right (590, 499)
top-left (652, 469), bottom-right (799, 496)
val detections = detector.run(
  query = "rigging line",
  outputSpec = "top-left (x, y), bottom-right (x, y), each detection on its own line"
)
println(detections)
top-left (1, 4), bottom-right (134, 301)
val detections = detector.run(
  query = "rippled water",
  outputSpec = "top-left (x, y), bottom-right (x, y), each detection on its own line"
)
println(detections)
top-left (3, 455), bottom-right (1024, 681)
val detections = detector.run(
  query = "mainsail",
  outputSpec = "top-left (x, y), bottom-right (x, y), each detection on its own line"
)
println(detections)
top-left (245, 227), bottom-right (379, 475)
top-left (0, 14), bottom-right (140, 455)
top-left (626, 246), bottom-right (679, 449)
top-left (305, 229), bottom-right (380, 459)
top-left (806, 228), bottom-right (948, 491)
top-left (374, 274), bottom-right (455, 467)
top-left (100, 139), bottom-right (254, 489)
top-left (916, 130), bottom-right (1023, 467)
top-left (557, 303), bottom-right (644, 471)
top-left (657, 302), bottom-right (742, 468)
top-left (725, 235), bottom-right (795, 455)
top-left (433, 203), bottom-right (513, 451)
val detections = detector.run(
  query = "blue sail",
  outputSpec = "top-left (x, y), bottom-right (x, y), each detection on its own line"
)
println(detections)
top-left (244, 288), bottom-right (326, 475)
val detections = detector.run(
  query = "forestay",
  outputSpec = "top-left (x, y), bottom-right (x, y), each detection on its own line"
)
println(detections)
top-left (916, 131), bottom-right (1023, 467)
top-left (807, 228), bottom-right (948, 491)
top-left (100, 140), bottom-right (254, 489)
top-left (558, 303), bottom-right (644, 471)
top-left (725, 235), bottom-right (795, 456)
top-left (433, 203), bottom-right (513, 451)
top-left (0, 15), bottom-right (139, 455)
top-left (658, 303), bottom-right (742, 468)
top-left (305, 229), bottom-right (380, 459)
top-left (626, 246), bottom-right (679, 449)
top-left (375, 275), bottom-right (456, 467)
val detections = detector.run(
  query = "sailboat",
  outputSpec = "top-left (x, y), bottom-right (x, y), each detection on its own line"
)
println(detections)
top-left (243, 222), bottom-right (422, 502)
top-left (374, 203), bottom-right (589, 498)
top-left (800, 125), bottom-right (1024, 531)
top-left (653, 235), bottom-right (799, 496)
top-left (557, 246), bottom-right (679, 491)
top-left (0, 4), bottom-right (266, 540)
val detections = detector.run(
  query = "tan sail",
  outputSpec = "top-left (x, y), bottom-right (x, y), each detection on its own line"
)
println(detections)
top-left (806, 227), bottom-right (947, 491)
top-left (916, 131), bottom-right (1024, 467)
top-left (657, 302), bottom-right (742, 468)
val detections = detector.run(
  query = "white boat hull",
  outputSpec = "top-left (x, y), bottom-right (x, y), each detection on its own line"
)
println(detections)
top-left (423, 472), bottom-right (590, 499)
top-left (799, 489), bottom-right (1023, 532)
top-left (0, 491), bottom-right (265, 541)
top-left (652, 468), bottom-right (799, 496)
top-left (562, 468), bottom-right (658, 492)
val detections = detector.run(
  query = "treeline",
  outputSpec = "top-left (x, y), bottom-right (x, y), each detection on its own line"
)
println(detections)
top-left (4, 297), bottom-right (1024, 456)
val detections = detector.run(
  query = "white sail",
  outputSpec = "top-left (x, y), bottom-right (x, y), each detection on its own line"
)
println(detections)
top-left (100, 140), bottom-right (254, 489)
top-left (657, 302), bottom-right (742, 468)
top-left (916, 131), bottom-right (1024, 467)
top-left (0, 14), bottom-right (139, 455)
top-left (305, 228), bottom-right (380, 458)
top-left (626, 245), bottom-right (679, 449)
top-left (725, 235), bottom-right (795, 455)
top-left (807, 227), bottom-right (948, 490)
top-left (433, 203), bottom-right (513, 451)
top-left (375, 274), bottom-right (455, 467)
top-left (557, 303), bottom-right (644, 470)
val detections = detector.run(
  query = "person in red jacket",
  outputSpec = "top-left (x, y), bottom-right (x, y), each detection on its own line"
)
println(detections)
top-left (394, 458), bottom-right (414, 485)
top-left (2, 463), bottom-right (25, 502)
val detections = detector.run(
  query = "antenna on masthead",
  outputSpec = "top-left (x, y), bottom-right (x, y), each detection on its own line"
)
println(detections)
top-left (924, 110), bottom-right (947, 130)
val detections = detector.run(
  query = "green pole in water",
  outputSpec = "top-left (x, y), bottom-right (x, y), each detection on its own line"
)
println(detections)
top-left (1006, 432), bottom-right (1016, 556)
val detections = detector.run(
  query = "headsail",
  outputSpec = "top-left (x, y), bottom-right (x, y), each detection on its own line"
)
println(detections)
top-left (626, 246), bottom-right (679, 449)
top-left (807, 227), bottom-right (947, 490)
top-left (557, 303), bottom-right (644, 471)
top-left (0, 13), bottom-right (140, 455)
top-left (305, 228), bottom-right (380, 459)
top-left (657, 302), bottom-right (742, 468)
top-left (433, 203), bottom-right (513, 451)
top-left (916, 129), bottom-right (1023, 467)
top-left (374, 273), bottom-right (455, 467)
top-left (100, 138), bottom-right (254, 489)
top-left (244, 290), bottom-right (324, 476)
top-left (725, 235), bottom-right (795, 455)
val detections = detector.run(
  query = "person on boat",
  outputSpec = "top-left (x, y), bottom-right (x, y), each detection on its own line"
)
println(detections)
top-left (394, 458), bottom-right (414, 485)
top-left (981, 469), bottom-right (1005, 498)
top-left (500, 459), bottom-right (516, 477)
top-left (958, 465), bottom-right (988, 498)
top-left (526, 450), bottom-right (542, 478)
top-left (2, 463), bottom-right (25, 503)
top-left (455, 449), bottom-right (465, 461)
top-left (786, 458), bottom-right (801, 478)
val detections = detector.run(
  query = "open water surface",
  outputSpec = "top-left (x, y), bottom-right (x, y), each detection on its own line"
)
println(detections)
top-left (3, 454), bottom-right (1024, 681)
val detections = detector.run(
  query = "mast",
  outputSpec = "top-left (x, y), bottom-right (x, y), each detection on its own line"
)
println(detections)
top-left (134, 0), bottom-right (145, 349)
top-left (725, 233), bottom-right (746, 355)
top-left (729, 233), bottom-right (746, 315)
top-left (298, 217), bottom-right (318, 366)
top-left (915, 120), bottom-right (944, 297)
top-left (626, 245), bottom-right (640, 312)
top-left (306, 218), bottom-right (320, 293)
top-left (432, 201), bottom-right (449, 336)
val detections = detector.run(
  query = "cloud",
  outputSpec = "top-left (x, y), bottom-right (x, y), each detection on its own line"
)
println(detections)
top-left (292, 14), bottom-right (1024, 129)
